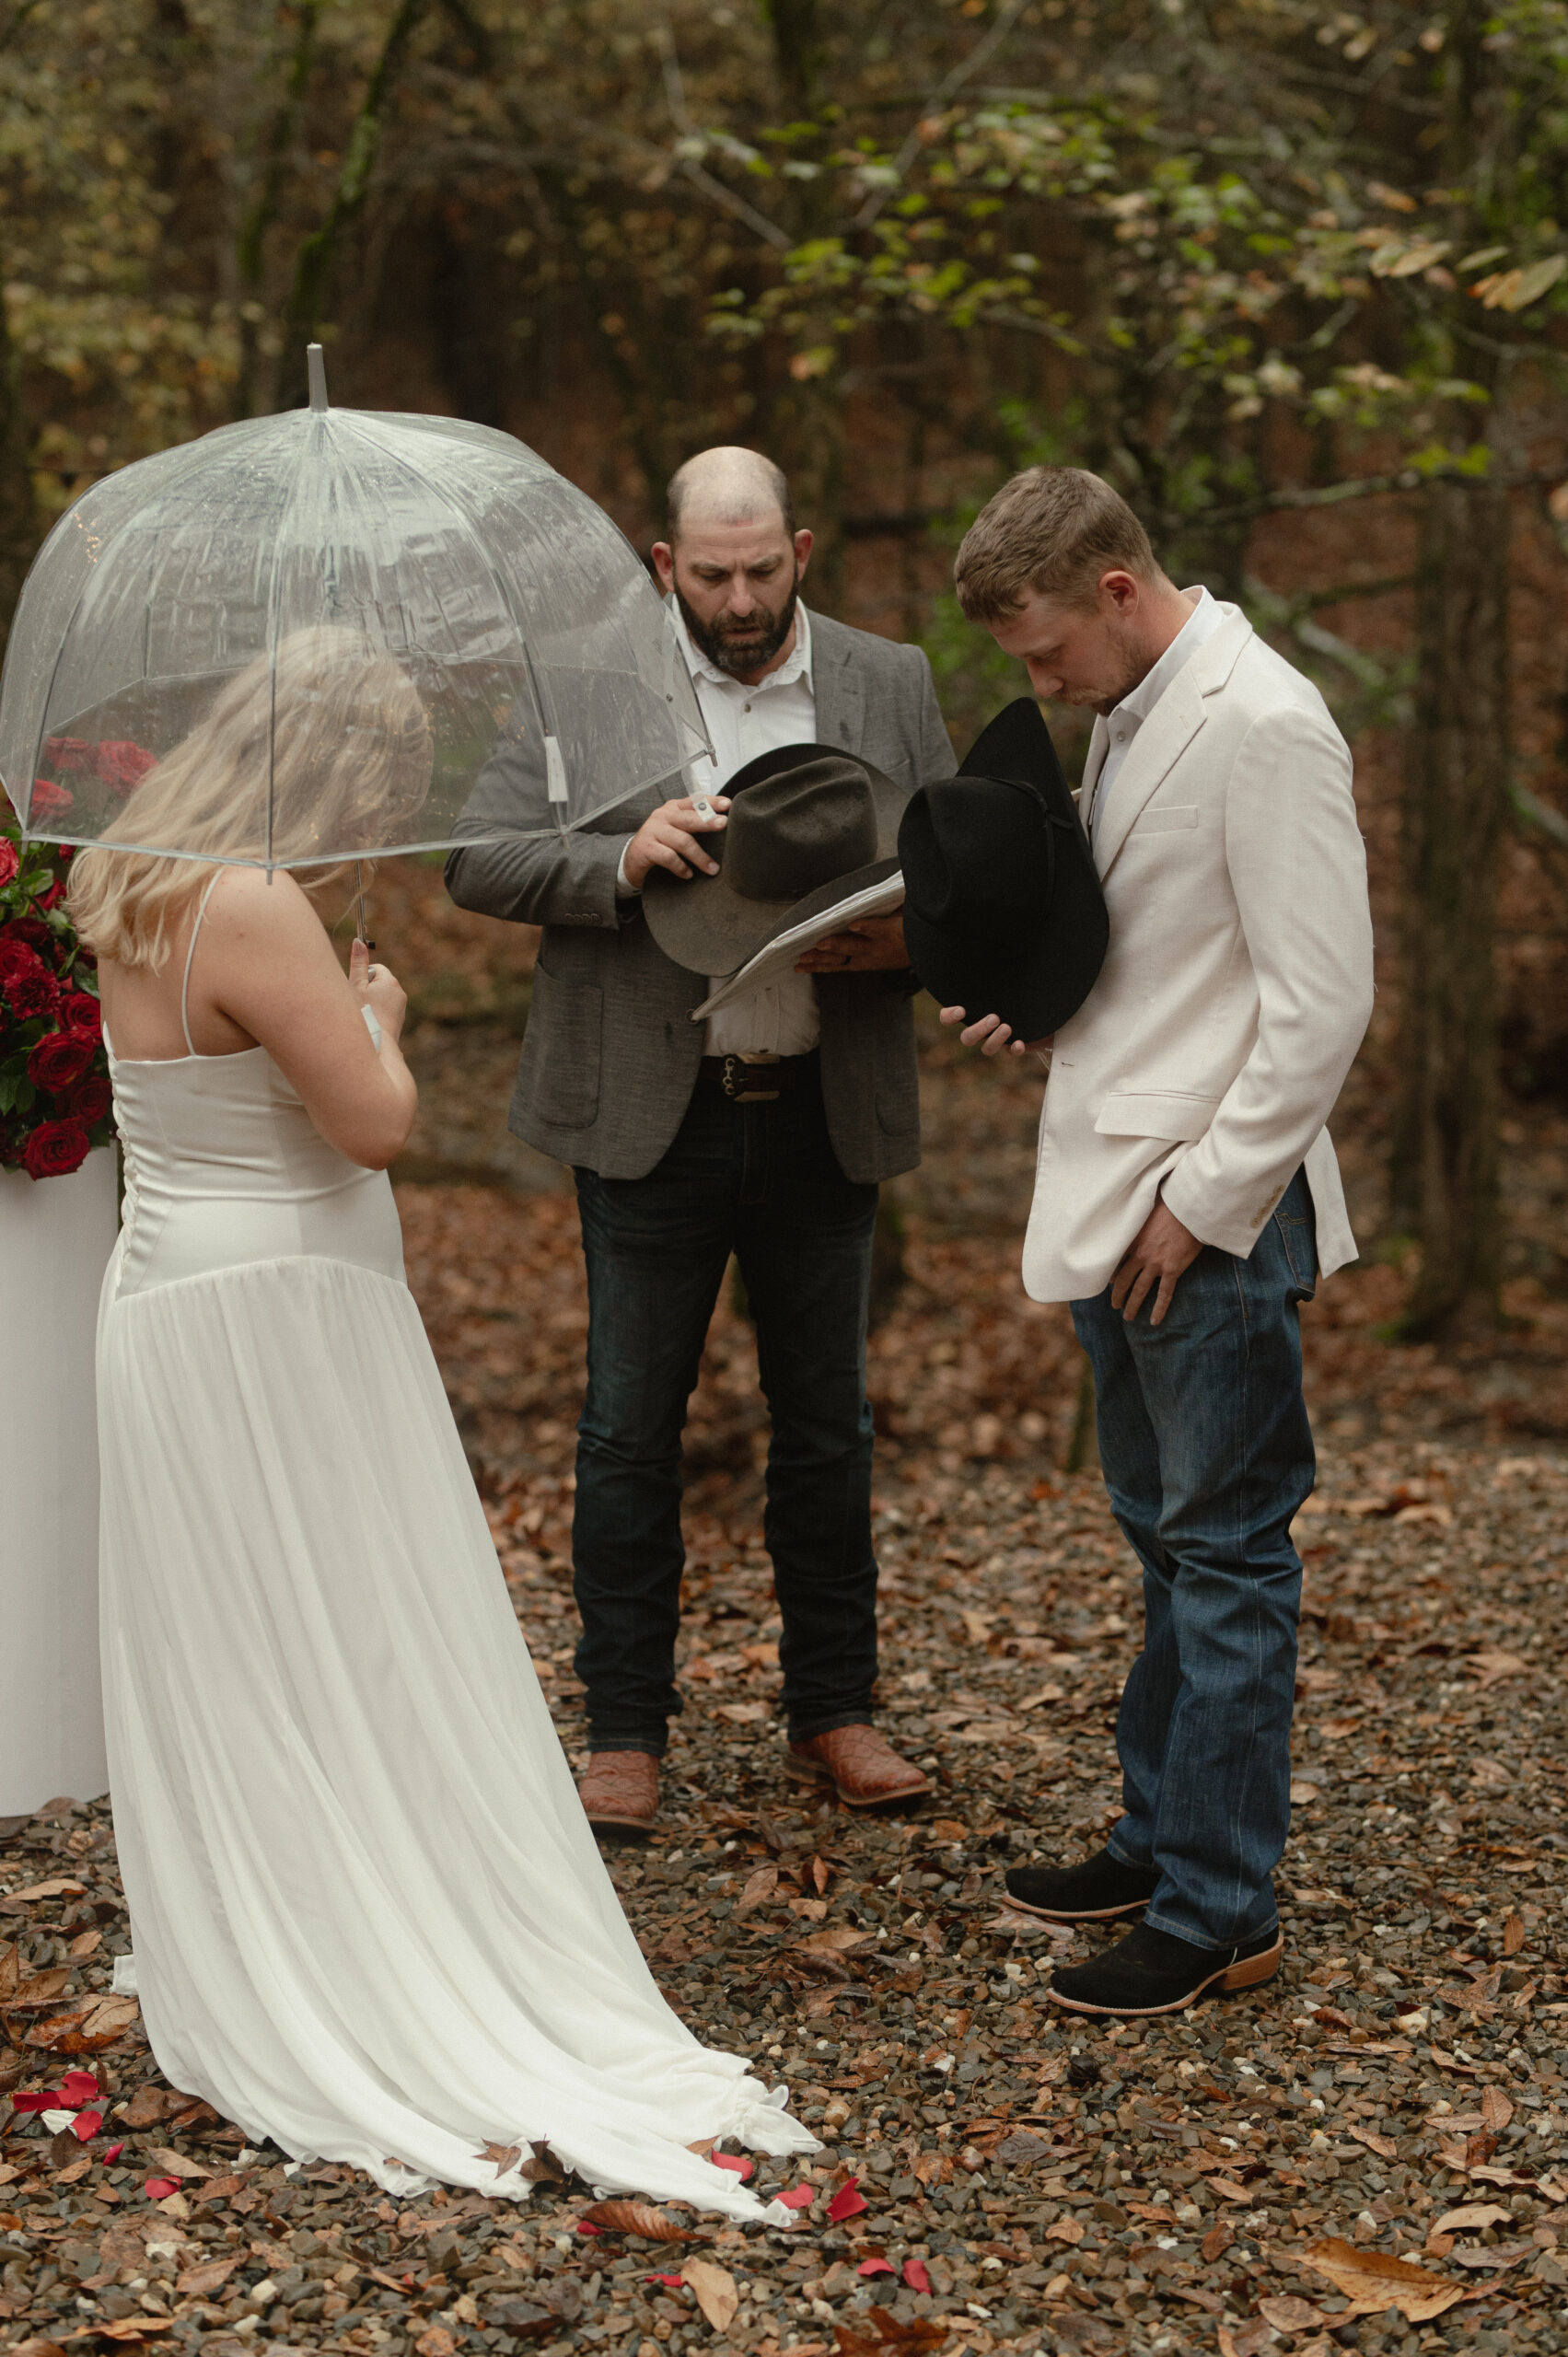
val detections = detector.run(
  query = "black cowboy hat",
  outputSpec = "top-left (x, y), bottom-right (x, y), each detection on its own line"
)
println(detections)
top-left (898, 699), bottom-right (1109, 1040)
top-left (642, 742), bottom-right (903, 977)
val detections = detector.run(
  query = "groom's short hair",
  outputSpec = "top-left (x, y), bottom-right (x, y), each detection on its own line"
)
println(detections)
top-left (955, 467), bottom-right (1158, 623)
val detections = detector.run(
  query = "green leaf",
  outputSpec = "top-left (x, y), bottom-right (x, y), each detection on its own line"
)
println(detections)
top-left (1497, 252), bottom-right (1565, 309)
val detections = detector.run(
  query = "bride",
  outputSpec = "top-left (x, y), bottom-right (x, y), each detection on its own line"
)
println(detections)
top-left (67, 629), bottom-right (815, 2216)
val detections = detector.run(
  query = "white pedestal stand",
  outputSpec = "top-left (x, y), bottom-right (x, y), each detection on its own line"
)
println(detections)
top-left (0, 1147), bottom-right (118, 1816)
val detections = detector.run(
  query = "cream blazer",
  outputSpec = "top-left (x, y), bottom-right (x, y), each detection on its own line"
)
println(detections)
top-left (1022, 607), bottom-right (1375, 1305)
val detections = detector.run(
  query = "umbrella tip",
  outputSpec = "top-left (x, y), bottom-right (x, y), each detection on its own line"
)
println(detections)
top-left (306, 343), bottom-right (329, 412)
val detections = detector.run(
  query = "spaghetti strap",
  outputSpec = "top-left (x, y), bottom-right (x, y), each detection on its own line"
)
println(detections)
top-left (180, 870), bottom-right (225, 1058)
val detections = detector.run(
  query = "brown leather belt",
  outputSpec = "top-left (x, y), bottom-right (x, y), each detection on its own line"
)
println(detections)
top-left (700, 1050), bottom-right (819, 1104)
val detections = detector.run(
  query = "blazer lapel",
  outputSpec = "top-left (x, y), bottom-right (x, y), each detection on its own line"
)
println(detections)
top-left (1093, 610), bottom-right (1254, 879)
top-left (812, 618), bottom-right (865, 753)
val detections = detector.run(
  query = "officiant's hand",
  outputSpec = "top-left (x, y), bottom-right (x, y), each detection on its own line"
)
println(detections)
top-left (622, 795), bottom-right (730, 890)
top-left (796, 913), bottom-right (909, 972)
top-left (350, 937), bottom-right (408, 1046)
top-left (938, 1005), bottom-right (1054, 1058)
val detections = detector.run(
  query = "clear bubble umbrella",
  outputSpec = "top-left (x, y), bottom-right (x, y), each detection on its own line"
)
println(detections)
top-left (0, 347), bottom-right (711, 894)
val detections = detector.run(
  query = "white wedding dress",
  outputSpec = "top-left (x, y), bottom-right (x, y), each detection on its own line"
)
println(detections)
top-left (96, 918), bottom-right (814, 2219)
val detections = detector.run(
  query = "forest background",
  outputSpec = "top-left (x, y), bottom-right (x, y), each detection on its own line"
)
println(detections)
top-left (4, 0), bottom-right (1567, 1442)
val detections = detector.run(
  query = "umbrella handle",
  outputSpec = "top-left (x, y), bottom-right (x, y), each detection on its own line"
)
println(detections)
top-left (355, 860), bottom-right (374, 956)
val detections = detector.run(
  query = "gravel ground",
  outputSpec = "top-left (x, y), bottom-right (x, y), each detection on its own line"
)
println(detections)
top-left (5, 872), bottom-right (1564, 2354)
top-left (4, 1442), bottom-right (1566, 2357)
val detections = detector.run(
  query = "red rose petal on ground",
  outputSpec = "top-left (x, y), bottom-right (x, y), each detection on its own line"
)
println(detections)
top-left (858, 2256), bottom-right (895, 2277)
top-left (775, 2185), bottom-right (815, 2209)
top-left (71, 2109), bottom-right (103, 2142)
top-left (827, 2179), bottom-right (867, 2222)
top-left (903, 2258), bottom-right (933, 2293)
top-left (708, 2150), bottom-right (754, 2179)
top-left (645, 2274), bottom-right (684, 2289)
top-left (145, 2177), bottom-right (180, 2200)
top-left (574, 2219), bottom-right (601, 2235)
top-left (103, 2142), bottom-right (124, 2164)
top-left (61, 2072), bottom-right (100, 2105)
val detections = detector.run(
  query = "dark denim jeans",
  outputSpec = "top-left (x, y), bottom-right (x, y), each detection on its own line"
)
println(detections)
top-left (572, 1060), bottom-right (880, 1755)
top-left (1071, 1167), bottom-right (1319, 1950)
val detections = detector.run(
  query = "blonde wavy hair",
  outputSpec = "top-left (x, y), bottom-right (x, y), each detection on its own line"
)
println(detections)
top-left (68, 628), bottom-right (433, 970)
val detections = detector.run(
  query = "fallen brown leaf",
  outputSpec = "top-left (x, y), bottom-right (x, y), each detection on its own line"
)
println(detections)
top-left (1430, 2201), bottom-right (1515, 2238)
top-left (681, 2256), bottom-right (738, 2331)
top-left (140, 2147), bottom-right (213, 2180)
top-left (1503, 1911), bottom-right (1527, 1956)
top-left (1259, 2294), bottom-right (1330, 2330)
top-left (736, 1864), bottom-right (779, 1913)
top-left (2, 1880), bottom-right (87, 1904)
top-left (5, 1968), bottom-right (72, 2010)
top-left (1204, 2174), bottom-right (1258, 2205)
top-left (1480, 2085), bottom-right (1514, 2132)
top-left (475, 2140), bottom-right (521, 2173)
top-left (1201, 2223), bottom-right (1234, 2263)
top-left (793, 1924), bottom-right (877, 1956)
top-left (1299, 2236), bottom-right (1472, 2321)
top-left (1347, 2122), bottom-right (1399, 2159)
top-left (577, 2200), bottom-right (693, 2241)
top-left (175, 2253), bottom-right (245, 2297)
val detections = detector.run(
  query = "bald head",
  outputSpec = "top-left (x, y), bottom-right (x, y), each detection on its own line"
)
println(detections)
top-left (667, 447), bottom-right (795, 543)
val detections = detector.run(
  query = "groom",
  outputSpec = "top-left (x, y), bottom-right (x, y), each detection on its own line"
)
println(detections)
top-left (940, 467), bottom-right (1374, 2015)
top-left (447, 446), bottom-right (953, 1834)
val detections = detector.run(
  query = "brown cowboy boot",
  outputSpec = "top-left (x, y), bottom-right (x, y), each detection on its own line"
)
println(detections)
top-left (577, 1750), bottom-right (659, 1835)
top-left (785, 1724), bottom-right (931, 1811)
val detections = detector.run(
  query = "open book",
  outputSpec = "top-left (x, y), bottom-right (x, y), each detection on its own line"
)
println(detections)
top-left (691, 872), bottom-right (906, 1021)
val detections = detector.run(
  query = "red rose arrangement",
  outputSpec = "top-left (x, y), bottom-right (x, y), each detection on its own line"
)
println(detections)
top-left (0, 814), bottom-right (115, 1179)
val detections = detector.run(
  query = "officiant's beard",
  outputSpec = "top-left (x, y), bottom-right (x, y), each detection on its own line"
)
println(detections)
top-left (676, 574), bottom-right (799, 679)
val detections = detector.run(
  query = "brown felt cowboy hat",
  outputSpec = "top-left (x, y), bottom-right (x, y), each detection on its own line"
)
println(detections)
top-left (641, 741), bottom-right (904, 977)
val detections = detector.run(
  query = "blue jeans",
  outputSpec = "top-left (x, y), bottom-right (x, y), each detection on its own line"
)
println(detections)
top-left (1071, 1167), bottom-right (1318, 1949)
top-left (572, 1060), bottom-right (880, 1755)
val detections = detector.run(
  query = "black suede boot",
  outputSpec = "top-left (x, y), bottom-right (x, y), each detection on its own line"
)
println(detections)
top-left (1005, 1846), bottom-right (1159, 1922)
top-left (1048, 1921), bottom-right (1284, 2017)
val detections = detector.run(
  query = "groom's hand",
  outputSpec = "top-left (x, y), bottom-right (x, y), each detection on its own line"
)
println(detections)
top-left (938, 1004), bottom-right (1053, 1058)
top-left (622, 795), bottom-right (730, 890)
top-left (1111, 1198), bottom-right (1202, 1327)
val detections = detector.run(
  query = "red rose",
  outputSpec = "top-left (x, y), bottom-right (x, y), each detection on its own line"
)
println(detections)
top-left (21, 1119), bottom-right (90, 1179)
top-left (41, 737), bottom-right (97, 778)
top-left (0, 941), bottom-right (56, 1017)
top-left (62, 990), bottom-right (102, 1035)
top-left (0, 841), bottom-right (17, 888)
top-left (38, 878), bottom-right (64, 911)
top-left (65, 1075), bottom-right (112, 1126)
top-left (93, 740), bottom-right (157, 796)
top-left (29, 779), bottom-right (73, 819)
top-left (6, 917), bottom-right (54, 954)
top-left (28, 1030), bottom-right (96, 1091)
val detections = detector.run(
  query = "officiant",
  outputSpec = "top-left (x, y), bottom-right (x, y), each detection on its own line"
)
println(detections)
top-left (446, 445), bottom-right (954, 1833)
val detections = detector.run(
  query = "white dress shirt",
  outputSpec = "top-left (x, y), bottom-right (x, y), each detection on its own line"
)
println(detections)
top-left (1082, 586), bottom-right (1227, 848)
top-left (618, 602), bottom-right (822, 1056)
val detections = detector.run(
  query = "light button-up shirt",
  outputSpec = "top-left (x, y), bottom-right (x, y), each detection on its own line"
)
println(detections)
top-left (618, 603), bottom-right (822, 1056)
top-left (1082, 586), bottom-right (1227, 849)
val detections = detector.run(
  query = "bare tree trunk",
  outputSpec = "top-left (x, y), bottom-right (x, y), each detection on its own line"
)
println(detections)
top-left (284, 0), bottom-right (430, 354)
top-left (235, 0), bottom-right (323, 418)
top-left (0, 284), bottom-right (38, 661)
top-left (761, 0), bottom-right (844, 609)
top-left (1388, 477), bottom-right (1509, 1339)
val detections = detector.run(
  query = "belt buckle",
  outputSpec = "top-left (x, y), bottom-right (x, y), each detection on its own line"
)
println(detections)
top-left (722, 1052), bottom-right (781, 1104)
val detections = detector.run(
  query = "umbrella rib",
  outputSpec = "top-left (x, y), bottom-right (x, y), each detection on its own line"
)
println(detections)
top-left (328, 410), bottom-right (543, 662)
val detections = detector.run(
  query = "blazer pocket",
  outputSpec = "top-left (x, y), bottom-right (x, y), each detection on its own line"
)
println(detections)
top-left (526, 963), bottom-right (603, 1128)
top-left (1095, 1090), bottom-right (1220, 1143)
top-left (1130, 803), bottom-right (1199, 835)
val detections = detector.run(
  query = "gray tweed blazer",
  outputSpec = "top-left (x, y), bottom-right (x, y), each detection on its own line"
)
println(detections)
top-left (444, 610), bottom-right (956, 1182)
